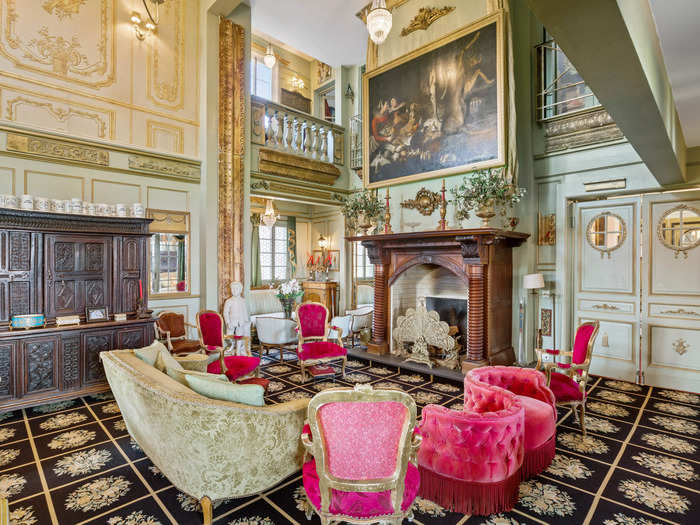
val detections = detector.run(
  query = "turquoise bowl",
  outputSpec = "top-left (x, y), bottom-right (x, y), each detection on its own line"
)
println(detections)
top-left (10, 314), bottom-right (46, 330)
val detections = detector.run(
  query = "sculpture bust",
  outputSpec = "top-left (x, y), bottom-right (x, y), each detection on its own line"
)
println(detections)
top-left (223, 282), bottom-right (251, 354)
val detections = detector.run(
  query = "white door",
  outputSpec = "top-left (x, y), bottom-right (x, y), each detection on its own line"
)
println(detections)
top-left (573, 199), bottom-right (641, 382)
top-left (640, 192), bottom-right (700, 392)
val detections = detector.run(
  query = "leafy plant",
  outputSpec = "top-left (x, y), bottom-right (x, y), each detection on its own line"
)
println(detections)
top-left (341, 189), bottom-right (385, 224)
top-left (450, 167), bottom-right (525, 220)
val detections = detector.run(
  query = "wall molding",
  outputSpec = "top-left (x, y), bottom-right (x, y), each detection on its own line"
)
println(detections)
top-left (128, 155), bottom-right (199, 182)
top-left (542, 108), bottom-right (624, 153)
top-left (6, 132), bottom-right (109, 166)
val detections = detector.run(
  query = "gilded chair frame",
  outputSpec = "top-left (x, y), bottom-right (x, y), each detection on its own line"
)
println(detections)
top-left (535, 320), bottom-right (600, 434)
top-left (301, 384), bottom-right (421, 525)
top-left (295, 301), bottom-right (347, 382)
top-left (196, 310), bottom-right (256, 378)
top-left (153, 311), bottom-right (200, 353)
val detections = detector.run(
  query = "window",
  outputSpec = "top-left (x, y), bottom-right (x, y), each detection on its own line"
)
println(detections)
top-left (251, 54), bottom-right (273, 100)
top-left (148, 210), bottom-right (190, 295)
top-left (536, 30), bottom-right (600, 120)
top-left (260, 221), bottom-right (288, 283)
top-left (354, 242), bottom-right (373, 280)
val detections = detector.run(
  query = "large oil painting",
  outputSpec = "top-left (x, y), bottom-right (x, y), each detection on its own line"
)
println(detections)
top-left (363, 13), bottom-right (504, 188)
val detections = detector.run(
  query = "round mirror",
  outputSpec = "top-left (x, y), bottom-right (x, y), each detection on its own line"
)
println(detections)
top-left (586, 212), bottom-right (626, 258)
top-left (657, 204), bottom-right (700, 258)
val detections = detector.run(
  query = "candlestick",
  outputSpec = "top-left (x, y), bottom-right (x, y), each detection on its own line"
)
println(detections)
top-left (383, 187), bottom-right (393, 234)
top-left (139, 279), bottom-right (143, 299)
top-left (438, 179), bottom-right (448, 231)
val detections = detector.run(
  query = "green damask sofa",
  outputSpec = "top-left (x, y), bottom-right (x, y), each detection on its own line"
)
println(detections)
top-left (101, 350), bottom-right (308, 525)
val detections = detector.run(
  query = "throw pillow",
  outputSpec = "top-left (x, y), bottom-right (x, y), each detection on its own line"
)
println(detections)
top-left (165, 367), bottom-right (228, 387)
top-left (155, 348), bottom-right (184, 373)
top-left (134, 341), bottom-right (168, 366)
top-left (185, 374), bottom-right (265, 407)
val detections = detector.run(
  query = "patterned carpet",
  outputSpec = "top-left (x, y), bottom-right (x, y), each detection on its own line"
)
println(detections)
top-left (0, 349), bottom-right (698, 524)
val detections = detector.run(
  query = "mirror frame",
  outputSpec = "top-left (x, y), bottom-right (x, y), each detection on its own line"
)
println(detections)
top-left (656, 203), bottom-right (700, 259)
top-left (585, 211), bottom-right (627, 259)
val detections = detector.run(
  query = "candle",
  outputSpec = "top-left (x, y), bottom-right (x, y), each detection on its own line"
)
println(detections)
top-left (139, 279), bottom-right (143, 299)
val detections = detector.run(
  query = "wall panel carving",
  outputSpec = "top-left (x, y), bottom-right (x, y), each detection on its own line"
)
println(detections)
top-left (25, 339), bottom-right (56, 392)
top-left (61, 336), bottom-right (81, 389)
top-left (147, 0), bottom-right (185, 110)
top-left (0, 342), bottom-right (13, 398)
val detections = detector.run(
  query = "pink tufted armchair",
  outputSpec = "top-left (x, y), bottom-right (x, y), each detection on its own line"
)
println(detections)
top-left (301, 384), bottom-right (421, 524)
top-left (417, 376), bottom-right (525, 516)
top-left (295, 302), bottom-right (347, 383)
top-left (468, 366), bottom-right (556, 479)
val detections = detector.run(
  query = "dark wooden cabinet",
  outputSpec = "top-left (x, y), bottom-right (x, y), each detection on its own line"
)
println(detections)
top-left (0, 209), bottom-right (154, 411)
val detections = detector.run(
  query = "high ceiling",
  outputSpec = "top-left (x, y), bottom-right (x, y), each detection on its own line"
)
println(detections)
top-left (649, 0), bottom-right (700, 147)
top-left (249, 0), bottom-right (369, 66)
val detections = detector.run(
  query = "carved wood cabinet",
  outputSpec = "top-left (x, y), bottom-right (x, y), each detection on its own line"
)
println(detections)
top-left (0, 209), bottom-right (154, 410)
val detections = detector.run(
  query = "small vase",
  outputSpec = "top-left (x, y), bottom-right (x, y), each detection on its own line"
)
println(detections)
top-left (280, 297), bottom-right (296, 319)
top-left (475, 201), bottom-right (496, 227)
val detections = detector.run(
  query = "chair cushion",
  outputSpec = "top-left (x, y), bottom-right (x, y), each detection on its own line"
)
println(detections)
top-left (549, 372), bottom-right (584, 402)
top-left (299, 341), bottom-right (347, 361)
top-left (302, 458), bottom-right (419, 518)
top-left (238, 377), bottom-right (270, 392)
top-left (134, 341), bottom-right (168, 366)
top-left (186, 373), bottom-right (265, 406)
top-left (207, 355), bottom-right (260, 381)
top-left (171, 340), bottom-right (202, 354)
top-left (516, 395), bottom-right (556, 451)
top-left (165, 367), bottom-right (228, 386)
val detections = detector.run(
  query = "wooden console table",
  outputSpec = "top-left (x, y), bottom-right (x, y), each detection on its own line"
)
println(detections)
top-left (302, 281), bottom-right (338, 317)
top-left (346, 229), bottom-right (529, 369)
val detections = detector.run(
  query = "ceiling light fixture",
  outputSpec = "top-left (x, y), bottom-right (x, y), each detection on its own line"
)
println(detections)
top-left (366, 0), bottom-right (392, 45)
top-left (263, 42), bottom-right (277, 69)
top-left (261, 199), bottom-right (280, 228)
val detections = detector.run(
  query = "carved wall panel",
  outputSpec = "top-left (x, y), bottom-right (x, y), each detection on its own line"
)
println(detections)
top-left (53, 280), bottom-right (76, 313)
top-left (9, 232), bottom-right (30, 271)
top-left (0, 342), bottom-right (14, 398)
top-left (24, 338), bottom-right (57, 393)
top-left (54, 242), bottom-right (75, 271)
top-left (9, 281), bottom-right (30, 316)
top-left (85, 243), bottom-right (104, 272)
top-left (61, 336), bottom-right (81, 390)
top-left (85, 280), bottom-right (105, 307)
top-left (83, 332), bottom-right (110, 384)
top-left (147, 0), bottom-right (185, 110)
top-left (117, 328), bottom-right (144, 350)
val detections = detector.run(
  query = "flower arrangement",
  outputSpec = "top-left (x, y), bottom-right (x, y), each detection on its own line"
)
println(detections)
top-left (276, 279), bottom-right (304, 319)
top-left (341, 189), bottom-right (385, 233)
top-left (450, 167), bottom-right (526, 227)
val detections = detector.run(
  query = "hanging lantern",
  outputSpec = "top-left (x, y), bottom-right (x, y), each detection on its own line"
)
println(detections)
top-left (366, 0), bottom-right (392, 45)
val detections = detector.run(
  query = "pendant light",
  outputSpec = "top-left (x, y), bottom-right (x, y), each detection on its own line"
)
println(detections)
top-left (366, 0), bottom-right (392, 45)
top-left (261, 199), bottom-right (279, 228)
top-left (263, 42), bottom-right (277, 69)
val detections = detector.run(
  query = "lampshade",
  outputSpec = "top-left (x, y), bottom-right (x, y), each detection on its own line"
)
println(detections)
top-left (263, 43), bottom-right (276, 69)
top-left (523, 273), bottom-right (545, 290)
top-left (366, 0), bottom-right (392, 45)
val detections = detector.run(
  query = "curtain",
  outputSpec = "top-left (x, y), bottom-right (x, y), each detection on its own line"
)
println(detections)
top-left (175, 235), bottom-right (186, 283)
top-left (251, 213), bottom-right (262, 288)
top-left (287, 216), bottom-right (297, 278)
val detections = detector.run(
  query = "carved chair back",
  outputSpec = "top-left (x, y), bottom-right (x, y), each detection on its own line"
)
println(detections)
top-left (197, 310), bottom-right (226, 349)
top-left (304, 385), bottom-right (418, 517)
top-left (296, 302), bottom-right (329, 342)
top-left (155, 312), bottom-right (187, 341)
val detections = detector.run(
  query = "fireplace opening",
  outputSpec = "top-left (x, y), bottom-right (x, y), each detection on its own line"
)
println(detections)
top-left (389, 263), bottom-right (468, 357)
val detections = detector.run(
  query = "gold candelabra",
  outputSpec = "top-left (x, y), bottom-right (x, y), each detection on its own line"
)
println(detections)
top-left (438, 179), bottom-right (448, 230)
top-left (383, 187), bottom-right (393, 234)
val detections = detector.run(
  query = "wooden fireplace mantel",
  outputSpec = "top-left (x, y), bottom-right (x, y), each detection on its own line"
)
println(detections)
top-left (346, 229), bottom-right (529, 369)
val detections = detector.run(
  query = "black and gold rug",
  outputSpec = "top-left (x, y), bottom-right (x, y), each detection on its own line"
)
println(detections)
top-left (1, 351), bottom-right (698, 524)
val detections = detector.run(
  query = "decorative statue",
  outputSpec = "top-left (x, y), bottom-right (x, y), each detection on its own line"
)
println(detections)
top-left (223, 282), bottom-right (251, 354)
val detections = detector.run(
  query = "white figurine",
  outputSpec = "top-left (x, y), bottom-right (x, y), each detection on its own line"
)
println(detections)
top-left (223, 282), bottom-right (251, 355)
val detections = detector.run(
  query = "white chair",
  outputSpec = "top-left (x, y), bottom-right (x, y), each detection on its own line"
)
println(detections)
top-left (255, 316), bottom-right (298, 362)
top-left (346, 306), bottom-right (373, 348)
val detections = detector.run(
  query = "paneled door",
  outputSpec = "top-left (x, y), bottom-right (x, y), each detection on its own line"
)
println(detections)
top-left (573, 199), bottom-right (641, 382)
top-left (640, 192), bottom-right (700, 392)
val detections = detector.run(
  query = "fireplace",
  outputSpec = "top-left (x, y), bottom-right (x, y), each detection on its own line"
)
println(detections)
top-left (346, 229), bottom-right (528, 370)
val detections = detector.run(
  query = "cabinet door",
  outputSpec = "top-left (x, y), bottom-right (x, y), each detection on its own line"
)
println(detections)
top-left (0, 341), bottom-right (17, 401)
top-left (22, 336), bottom-right (59, 396)
top-left (45, 235), bottom-right (112, 319)
top-left (0, 230), bottom-right (41, 323)
top-left (61, 336), bottom-right (81, 391)
top-left (116, 327), bottom-right (144, 349)
top-left (115, 236), bottom-right (146, 314)
top-left (82, 330), bottom-right (112, 385)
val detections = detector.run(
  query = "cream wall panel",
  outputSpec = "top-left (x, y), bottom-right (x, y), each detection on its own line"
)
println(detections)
top-left (92, 179), bottom-right (141, 205)
top-left (0, 166), bottom-right (14, 193)
top-left (131, 112), bottom-right (196, 156)
top-left (649, 325), bottom-right (700, 372)
top-left (24, 170), bottom-right (84, 200)
top-left (147, 186), bottom-right (189, 211)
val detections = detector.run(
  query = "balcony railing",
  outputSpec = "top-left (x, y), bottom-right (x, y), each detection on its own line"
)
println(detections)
top-left (251, 96), bottom-right (345, 165)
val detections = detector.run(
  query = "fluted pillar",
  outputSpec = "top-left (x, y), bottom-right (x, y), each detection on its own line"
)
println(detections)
top-left (463, 263), bottom-right (489, 370)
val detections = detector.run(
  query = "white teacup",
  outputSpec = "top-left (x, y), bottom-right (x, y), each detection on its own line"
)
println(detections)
top-left (87, 203), bottom-right (96, 215)
top-left (20, 194), bottom-right (34, 210)
top-left (51, 199), bottom-right (65, 213)
top-left (5, 195), bottom-right (18, 209)
top-left (35, 197), bottom-right (49, 212)
top-left (62, 199), bottom-right (71, 213)
top-left (70, 197), bottom-right (82, 214)
top-left (132, 202), bottom-right (145, 218)
top-left (97, 203), bottom-right (108, 216)
top-left (0, 194), bottom-right (5, 207)
top-left (107, 204), bottom-right (116, 216)
top-left (116, 203), bottom-right (127, 217)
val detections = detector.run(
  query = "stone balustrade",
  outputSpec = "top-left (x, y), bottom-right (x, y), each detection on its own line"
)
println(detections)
top-left (251, 96), bottom-right (345, 166)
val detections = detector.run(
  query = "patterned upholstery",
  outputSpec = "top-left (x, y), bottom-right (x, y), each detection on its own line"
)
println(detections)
top-left (417, 374), bottom-right (525, 515)
top-left (198, 312), bottom-right (224, 348)
top-left (297, 303), bottom-right (328, 338)
top-left (299, 341), bottom-right (347, 360)
top-left (295, 302), bottom-right (347, 383)
top-left (468, 366), bottom-right (556, 479)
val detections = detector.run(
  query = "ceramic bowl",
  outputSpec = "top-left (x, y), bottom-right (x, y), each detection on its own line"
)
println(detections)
top-left (10, 313), bottom-right (46, 330)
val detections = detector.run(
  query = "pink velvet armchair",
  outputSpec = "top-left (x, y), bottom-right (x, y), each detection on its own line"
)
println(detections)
top-left (196, 310), bottom-right (260, 382)
top-left (295, 302), bottom-right (347, 383)
top-left (468, 366), bottom-right (556, 479)
top-left (417, 376), bottom-right (525, 516)
top-left (536, 320), bottom-right (600, 434)
top-left (301, 384), bottom-right (421, 524)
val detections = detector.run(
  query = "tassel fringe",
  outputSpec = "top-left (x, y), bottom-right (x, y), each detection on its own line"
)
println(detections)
top-left (521, 433), bottom-right (556, 480)
top-left (417, 467), bottom-right (521, 516)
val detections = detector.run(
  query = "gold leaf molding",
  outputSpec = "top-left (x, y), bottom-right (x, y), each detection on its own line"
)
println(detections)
top-left (6, 132), bottom-right (109, 165)
top-left (258, 148), bottom-right (340, 185)
top-left (400, 6), bottom-right (456, 37)
top-left (128, 155), bottom-right (200, 182)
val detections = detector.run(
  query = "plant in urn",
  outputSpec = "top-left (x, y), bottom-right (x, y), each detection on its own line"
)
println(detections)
top-left (451, 167), bottom-right (525, 228)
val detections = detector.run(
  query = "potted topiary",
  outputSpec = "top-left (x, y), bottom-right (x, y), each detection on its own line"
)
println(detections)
top-left (450, 167), bottom-right (526, 227)
top-left (342, 189), bottom-right (385, 235)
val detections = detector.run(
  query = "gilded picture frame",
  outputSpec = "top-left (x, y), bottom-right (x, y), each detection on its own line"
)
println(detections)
top-left (363, 11), bottom-right (506, 189)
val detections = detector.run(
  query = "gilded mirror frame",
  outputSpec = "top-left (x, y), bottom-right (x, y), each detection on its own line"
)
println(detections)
top-left (585, 211), bottom-right (627, 259)
top-left (656, 204), bottom-right (700, 259)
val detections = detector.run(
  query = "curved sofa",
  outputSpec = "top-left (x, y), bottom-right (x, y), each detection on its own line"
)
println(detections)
top-left (101, 350), bottom-right (307, 522)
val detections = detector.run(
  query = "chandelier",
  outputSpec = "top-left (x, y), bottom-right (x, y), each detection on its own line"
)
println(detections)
top-left (131, 0), bottom-right (167, 40)
top-left (263, 42), bottom-right (277, 69)
top-left (261, 199), bottom-right (280, 228)
top-left (366, 0), bottom-right (392, 45)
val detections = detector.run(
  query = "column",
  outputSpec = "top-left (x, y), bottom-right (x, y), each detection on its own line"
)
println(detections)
top-left (464, 263), bottom-right (488, 369)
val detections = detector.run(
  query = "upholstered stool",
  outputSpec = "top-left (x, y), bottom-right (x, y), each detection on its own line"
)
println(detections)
top-left (238, 377), bottom-right (270, 393)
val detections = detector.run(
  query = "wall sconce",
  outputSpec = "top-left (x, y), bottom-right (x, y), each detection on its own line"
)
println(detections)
top-left (131, 11), bottom-right (156, 40)
top-left (345, 83), bottom-right (355, 104)
top-left (290, 76), bottom-right (305, 91)
top-left (318, 234), bottom-right (330, 250)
